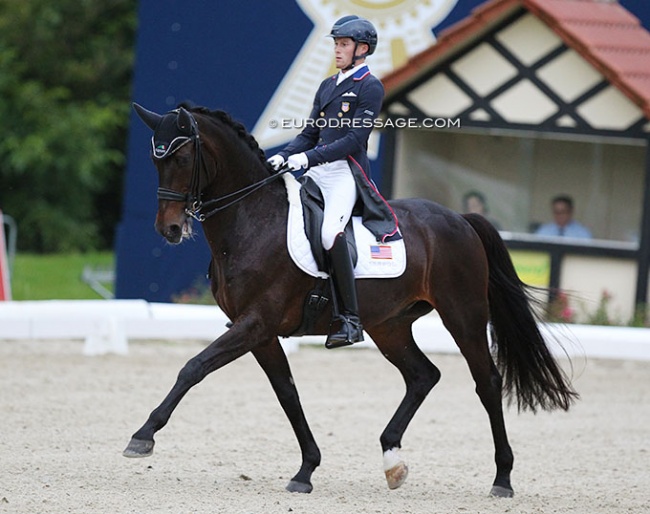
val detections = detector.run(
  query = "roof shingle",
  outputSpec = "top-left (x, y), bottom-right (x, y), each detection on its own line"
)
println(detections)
top-left (383, 0), bottom-right (650, 118)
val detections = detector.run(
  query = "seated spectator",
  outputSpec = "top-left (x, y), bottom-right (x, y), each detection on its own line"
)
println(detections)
top-left (462, 190), bottom-right (501, 229)
top-left (535, 195), bottom-right (592, 239)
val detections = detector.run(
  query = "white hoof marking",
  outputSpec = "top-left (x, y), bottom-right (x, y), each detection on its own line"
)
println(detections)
top-left (383, 448), bottom-right (408, 490)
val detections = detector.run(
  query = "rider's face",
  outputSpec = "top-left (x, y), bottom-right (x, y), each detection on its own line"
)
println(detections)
top-left (334, 38), bottom-right (368, 69)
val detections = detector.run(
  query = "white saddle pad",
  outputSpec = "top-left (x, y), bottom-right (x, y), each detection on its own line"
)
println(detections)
top-left (283, 173), bottom-right (406, 279)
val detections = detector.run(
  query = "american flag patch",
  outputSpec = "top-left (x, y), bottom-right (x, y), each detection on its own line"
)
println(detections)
top-left (370, 245), bottom-right (392, 260)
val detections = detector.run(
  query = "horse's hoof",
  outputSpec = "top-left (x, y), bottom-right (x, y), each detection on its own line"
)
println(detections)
top-left (122, 438), bottom-right (155, 458)
top-left (385, 462), bottom-right (409, 489)
top-left (383, 448), bottom-right (408, 490)
top-left (285, 480), bottom-right (313, 493)
top-left (490, 485), bottom-right (514, 498)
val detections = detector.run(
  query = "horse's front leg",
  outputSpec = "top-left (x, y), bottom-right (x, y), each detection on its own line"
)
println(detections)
top-left (252, 339), bottom-right (321, 493)
top-left (122, 318), bottom-right (263, 458)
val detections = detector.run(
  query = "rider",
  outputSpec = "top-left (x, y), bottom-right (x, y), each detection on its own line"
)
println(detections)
top-left (268, 15), bottom-right (400, 349)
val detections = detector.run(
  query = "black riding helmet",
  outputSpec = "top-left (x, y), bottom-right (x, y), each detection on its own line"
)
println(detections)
top-left (327, 15), bottom-right (377, 68)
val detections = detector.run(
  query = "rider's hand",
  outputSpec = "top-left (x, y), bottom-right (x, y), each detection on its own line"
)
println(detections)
top-left (267, 154), bottom-right (285, 171)
top-left (287, 153), bottom-right (308, 171)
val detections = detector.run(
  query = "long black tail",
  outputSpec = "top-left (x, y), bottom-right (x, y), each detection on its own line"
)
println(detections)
top-left (463, 213), bottom-right (579, 412)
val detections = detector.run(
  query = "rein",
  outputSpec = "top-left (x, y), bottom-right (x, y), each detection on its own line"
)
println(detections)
top-left (155, 111), bottom-right (289, 222)
top-left (195, 169), bottom-right (289, 221)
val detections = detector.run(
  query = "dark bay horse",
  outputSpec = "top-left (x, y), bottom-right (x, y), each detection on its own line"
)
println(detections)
top-left (123, 103), bottom-right (578, 497)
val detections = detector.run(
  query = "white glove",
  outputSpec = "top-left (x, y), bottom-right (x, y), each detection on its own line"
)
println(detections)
top-left (287, 153), bottom-right (308, 171)
top-left (267, 154), bottom-right (285, 171)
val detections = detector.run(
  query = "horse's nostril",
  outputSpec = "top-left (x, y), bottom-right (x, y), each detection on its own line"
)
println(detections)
top-left (164, 224), bottom-right (183, 242)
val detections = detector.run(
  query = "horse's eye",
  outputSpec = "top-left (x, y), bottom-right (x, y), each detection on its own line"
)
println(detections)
top-left (174, 153), bottom-right (192, 167)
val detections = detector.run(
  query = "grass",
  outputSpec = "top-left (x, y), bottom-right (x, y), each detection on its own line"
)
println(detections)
top-left (9, 251), bottom-right (114, 300)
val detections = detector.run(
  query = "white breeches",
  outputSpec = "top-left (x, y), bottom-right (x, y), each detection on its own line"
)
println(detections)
top-left (305, 160), bottom-right (357, 250)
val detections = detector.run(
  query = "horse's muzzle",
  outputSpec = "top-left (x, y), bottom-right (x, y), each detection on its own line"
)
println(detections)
top-left (155, 214), bottom-right (192, 244)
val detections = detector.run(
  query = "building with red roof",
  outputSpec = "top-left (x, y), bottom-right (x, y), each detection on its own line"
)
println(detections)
top-left (378, 0), bottom-right (650, 319)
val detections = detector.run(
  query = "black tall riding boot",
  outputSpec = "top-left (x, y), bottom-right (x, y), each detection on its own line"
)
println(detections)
top-left (325, 232), bottom-right (364, 349)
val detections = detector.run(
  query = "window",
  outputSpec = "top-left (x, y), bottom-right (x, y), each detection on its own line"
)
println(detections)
top-left (393, 129), bottom-right (645, 243)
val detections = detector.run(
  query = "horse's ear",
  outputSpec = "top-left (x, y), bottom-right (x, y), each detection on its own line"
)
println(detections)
top-left (177, 107), bottom-right (196, 134)
top-left (132, 103), bottom-right (162, 131)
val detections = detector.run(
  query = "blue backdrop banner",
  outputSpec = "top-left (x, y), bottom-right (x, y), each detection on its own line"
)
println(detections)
top-left (116, 0), bottom-right (650, 301)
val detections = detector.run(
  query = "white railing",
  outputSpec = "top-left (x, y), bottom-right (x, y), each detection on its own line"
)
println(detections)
top-left (1, 299), bottom-right (649, 361)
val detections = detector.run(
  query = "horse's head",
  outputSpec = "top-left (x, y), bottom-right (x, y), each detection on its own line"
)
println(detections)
top-left (133, 103), bottom-right (202, 244)
top-left (134, 102), bottom-right (277, 244)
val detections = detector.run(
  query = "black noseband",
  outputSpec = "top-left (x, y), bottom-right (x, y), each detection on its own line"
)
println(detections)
top-left (157, 187), bottom-right (189, 203)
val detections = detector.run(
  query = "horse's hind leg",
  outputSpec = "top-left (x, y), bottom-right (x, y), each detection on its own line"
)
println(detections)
top-left (251, 339), bottom-right (321, 493)
top-left (368, 318), bottom-right (441, 490)
top-left (461, 341), bottom-right (514, 497)
top-left (438, 302), bottom-right (514, 497)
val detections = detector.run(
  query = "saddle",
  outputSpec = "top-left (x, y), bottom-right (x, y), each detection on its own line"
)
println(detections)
top-left (283, 173), bottom-right (407, 336)
top-left (298, 175), bottom-right (357, 273)
top-left (283, 172), bottom-right (406, 280)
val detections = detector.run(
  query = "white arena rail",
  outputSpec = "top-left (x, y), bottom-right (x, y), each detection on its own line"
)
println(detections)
top-left (0, 300), bottom-right (649, 361)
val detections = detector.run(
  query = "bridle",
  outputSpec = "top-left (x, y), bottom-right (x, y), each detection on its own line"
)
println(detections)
top-left (153, 111), bottom-right (289, 222)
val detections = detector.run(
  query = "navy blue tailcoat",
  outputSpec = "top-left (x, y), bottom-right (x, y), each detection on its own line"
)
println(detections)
top-left (279, 65), bottom-right (400, 243)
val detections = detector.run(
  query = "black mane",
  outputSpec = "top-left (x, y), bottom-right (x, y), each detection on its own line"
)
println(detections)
top-left (178, 103), bottom-right (273, 173)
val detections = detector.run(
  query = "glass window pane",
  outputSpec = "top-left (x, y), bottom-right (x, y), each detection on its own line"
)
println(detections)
top-left (393, 129), bottom-right (644, 242)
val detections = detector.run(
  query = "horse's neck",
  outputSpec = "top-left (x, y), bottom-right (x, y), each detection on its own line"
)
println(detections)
top-left (201, 160), bottom-right (288, 250)
top-left (200, 120), bottom-right (288, 255)
top-left (204, 122), bottom-right (271, 197)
